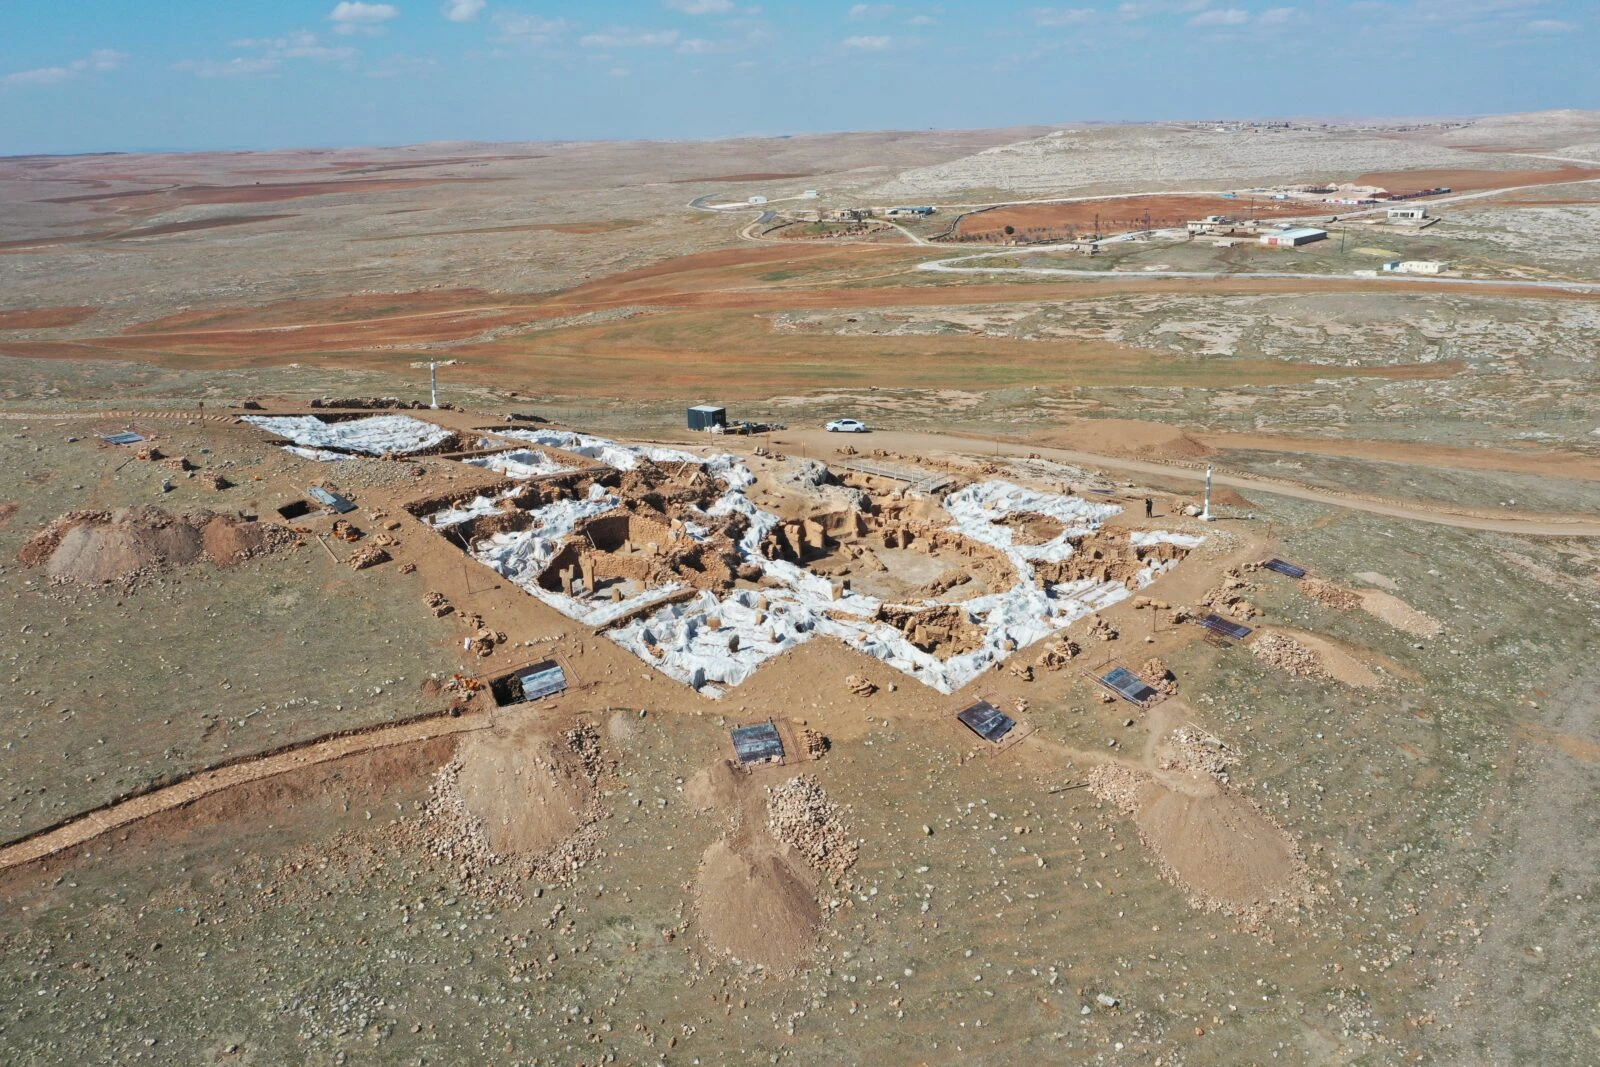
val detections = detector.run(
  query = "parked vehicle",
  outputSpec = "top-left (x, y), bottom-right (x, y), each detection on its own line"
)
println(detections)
top-left (825, 418), bottom-right (869, 433)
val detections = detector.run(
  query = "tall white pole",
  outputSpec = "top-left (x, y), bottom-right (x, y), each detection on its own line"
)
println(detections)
top-left (429, 361), bottom-right (439, 409)
top-left (1201, 464), bottom-right (1214, 522)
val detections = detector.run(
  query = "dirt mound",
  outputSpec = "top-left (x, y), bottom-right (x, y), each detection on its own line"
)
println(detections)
top-left (1249, 632), bottom-right (1334, 680)
top-left (19, 507), bottom-right (285, 586)
top-left (1040, 419), bottom-right (1215, 462)
top-left (200, 514), bottom-right (270, 565)
top-left (1089, 762), bottom-right (1312, 920)
top-left (1209, 486), bottom-right (1255, 509)
top-left (417, 722), bottom-right (608, 894)
top-left (686, 758), bottom-right (743, 813)
top-left (1300, 577), bottom-right (1363, 611)
top-left (695, 834), bottom-right (821, 973)
top-left (455, 722), bottom-right (600, 857)
top-left (1358, 590), bottom-right (1442, 638)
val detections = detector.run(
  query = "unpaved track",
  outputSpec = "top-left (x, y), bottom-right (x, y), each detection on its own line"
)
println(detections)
top-left (778, 428), bottom-right (1600, 537)
top-left (0, 708), bottom-right (487, 874)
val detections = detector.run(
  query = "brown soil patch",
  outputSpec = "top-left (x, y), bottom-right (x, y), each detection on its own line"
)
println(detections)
top-left (696, 833), bottom-right (821, 973)
top-left (1357, 589), bottom-right (1442, 638)
top-left (998, 511), bottom-right (1066, 545)
top-left (0, 306), bottom-right (97, 329)
top-left (0, 502), bottom-right (17, 528)
top-left (39, 177), bottom-right (495, 212)
top-left (1352, 166), bottom-right (1600, 194)
top-left (671, 172), bottom-right (812, 183)
top-left (1090, 762), bottom-right (1313, 918)
top-left (954, 194), bottom-right (1308, 239)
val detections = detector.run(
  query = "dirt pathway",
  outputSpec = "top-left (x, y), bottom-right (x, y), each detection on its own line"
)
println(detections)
top-left (0, 708), bottom-right (487, 874)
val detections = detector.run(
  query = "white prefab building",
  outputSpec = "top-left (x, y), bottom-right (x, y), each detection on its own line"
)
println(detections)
top-left (1382, 260), bottom-right (1448, 275)
top-left (748, 195), bottom-right (768, 205)
top-left (1387, 206), bottom-right (1428, 221)
top-left (1260, 227), bottom-right (1328, 247)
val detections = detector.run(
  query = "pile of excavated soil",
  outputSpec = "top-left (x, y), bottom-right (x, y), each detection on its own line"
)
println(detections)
top-left (1208, 486), bottom-right (1255, 509)
top-left (1300, 577), bottom-right (1363, 611)
top-left (1089, 762), bottom-right (1313, 919)
top-left (686, 758), bottom-right (744, 813)
top-left (1357, 590), bottom-right (1442, 638)
top-left (695, 833), bottom-right (822, 974)
top-left (456, 722), bottom-right (602, 857)
top-left (200, 514), bottom-right (272, 566)
top-left (692, 772), bottom-right (857, 973)
top-left (19, 507), bottom-right (286, 585)
top-left (1249, 632), bottom-right (1334, 680)
top-left (416, 722), bottom-right (608, 895)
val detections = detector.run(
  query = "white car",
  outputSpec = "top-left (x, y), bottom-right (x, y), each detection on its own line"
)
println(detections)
top-left (825, 418), bottom-right (869, 433)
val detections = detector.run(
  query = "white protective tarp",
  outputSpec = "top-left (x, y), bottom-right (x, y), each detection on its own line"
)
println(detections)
top-left (281, 445), bottom-right (350, 463)
top-left (464, 448), bottom-right (570, 479)
top-left (501, 429), bottom-right (701, 470)
top-left (244, 414), bottom-right (451, 455)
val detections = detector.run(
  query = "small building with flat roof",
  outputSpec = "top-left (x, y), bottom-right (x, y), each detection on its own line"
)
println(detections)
top-left (1259, 227), bottom-right (1328, 247)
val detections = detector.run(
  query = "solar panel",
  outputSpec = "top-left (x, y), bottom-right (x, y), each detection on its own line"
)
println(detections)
top-left (515, 662), bottom-right (568, 702)
top-left (1263, 558), bottom-right (1307, 579)
top-left (731, 722), bottom-right (785, 765)
top-left (101, 432), bottom-right (145, 445)
top-left (1100, 666), bottom-right (1159, 706)
top-left (957, 700), bottom-right (1016, 743)
top-left (1194, 613), bottom-right (1253, 640)
top-left (307, 486), bottom-right (356, 514)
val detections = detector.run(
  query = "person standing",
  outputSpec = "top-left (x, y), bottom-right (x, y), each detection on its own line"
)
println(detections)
top-left (1144, 497), bottom-right (1153, 519)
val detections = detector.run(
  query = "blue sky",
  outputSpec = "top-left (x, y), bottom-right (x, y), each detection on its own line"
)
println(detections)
top-left (1, 1), bottom-right (1592, 154)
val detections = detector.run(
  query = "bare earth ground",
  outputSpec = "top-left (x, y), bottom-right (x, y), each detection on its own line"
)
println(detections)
top-left (2, 111), bottom-right (1600, 1064)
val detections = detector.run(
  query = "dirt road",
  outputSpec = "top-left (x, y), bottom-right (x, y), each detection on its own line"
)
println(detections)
top-left (776, 427), bottom-right (1600, 537)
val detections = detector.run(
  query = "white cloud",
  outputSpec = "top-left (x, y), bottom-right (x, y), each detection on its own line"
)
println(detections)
top-left (849, 3), bottom-right (895, 18)
top-left (1189, 7), bottom-right (1250, 25)
top-left (5, 49), bottom-right (127, 86)
top-left (906, 13), bottom-right (936, 25)
top-left (5, 66), bottom-right (76, 86)
top-left (1033, 6), bottom-right (1097, 25)
top-left (1523, 17), bottom-right (1576, 32)
top-left (580, 28), bottom-right (680, 47)
top-left (842, 34), bottom-right (894, 48)
top-left (232, 31), bottom-right (354, 61)
top-left (664, 0), bottom-right (735, 12)
top-left (330, 1), bottom-right (400, 34)
top-left (492, 12), bottom-right (571, 43)
top-left (442, 0), bottom-right (485, 21)
top-left (1259, 6), bottom-right (1296, 23)
top-left (77, 49), bottom-right (128, 72)
top-left (610, 66), bottom-right (630, 76)
top-left (678, 37), bottom-right (720, 52)
top-left (172, 56), bottom-right (282, 78)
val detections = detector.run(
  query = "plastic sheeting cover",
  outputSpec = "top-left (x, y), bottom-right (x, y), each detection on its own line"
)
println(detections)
top-left (244, 414), bottom-right (451, 455)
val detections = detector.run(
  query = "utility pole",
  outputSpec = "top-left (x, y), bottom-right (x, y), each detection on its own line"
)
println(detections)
top-left (430, 361), bottom-right (439, 409)
top-left (1201, 464), bottom-right (1214, 522)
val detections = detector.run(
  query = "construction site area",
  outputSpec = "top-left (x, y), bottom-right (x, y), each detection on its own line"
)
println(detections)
top-left (3, 110), bottom-right (1600, 1065)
